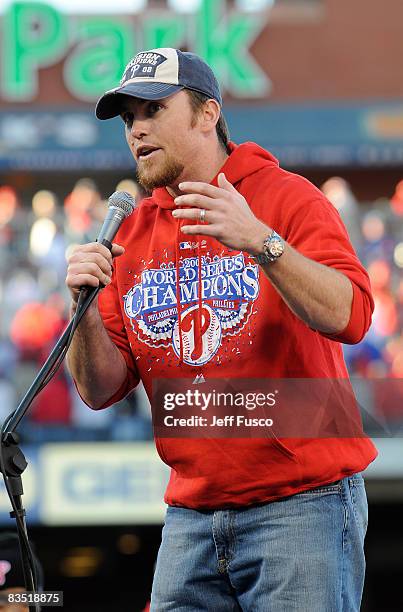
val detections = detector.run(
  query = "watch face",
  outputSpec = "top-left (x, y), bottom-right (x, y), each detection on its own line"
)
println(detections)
top-left (269, 239), bottom-right (284, 257)
top-left (257, 231), bottom-right (284, 263)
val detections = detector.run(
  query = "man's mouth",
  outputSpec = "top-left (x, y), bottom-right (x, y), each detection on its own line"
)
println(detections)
top-left (136, 145), bottom-right (161, 160)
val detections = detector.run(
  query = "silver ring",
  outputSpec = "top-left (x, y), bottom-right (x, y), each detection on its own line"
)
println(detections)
top-left (199, 209), bottom-right (206, 223)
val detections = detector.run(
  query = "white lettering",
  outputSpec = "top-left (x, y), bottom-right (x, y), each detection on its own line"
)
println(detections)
top-left (160, 284), bottom-right (176, 306)
top-left (242, 266), bottom-right (259, 298)
top-left (142, 286), bottom-right (159, 310)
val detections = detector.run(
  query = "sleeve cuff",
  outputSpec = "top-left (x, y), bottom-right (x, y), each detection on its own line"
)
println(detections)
top-left (320, 279), bottom-right (372, 345)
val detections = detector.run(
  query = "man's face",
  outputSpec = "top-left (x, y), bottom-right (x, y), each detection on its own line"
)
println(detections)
top-left (120, 90), bottom-right (200, 192)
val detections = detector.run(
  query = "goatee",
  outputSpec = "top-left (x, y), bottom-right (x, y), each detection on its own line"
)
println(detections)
top-left (136, 156), bottom-right (184, 192)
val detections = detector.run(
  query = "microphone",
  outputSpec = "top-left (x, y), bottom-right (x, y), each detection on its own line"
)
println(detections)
top-left (97, 190), bottom-right (136, 250)
top-left (75, 190), bottom-right (136, 307)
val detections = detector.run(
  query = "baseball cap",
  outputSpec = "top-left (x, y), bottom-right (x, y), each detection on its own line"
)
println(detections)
top-left (95, 47), bottom-right (222, 120)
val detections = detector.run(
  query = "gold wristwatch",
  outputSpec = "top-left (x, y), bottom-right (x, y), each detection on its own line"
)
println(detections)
top-left (253, 230), bottom-right (285, 264)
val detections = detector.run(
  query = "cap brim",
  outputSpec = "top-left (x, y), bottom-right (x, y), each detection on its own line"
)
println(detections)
top-left (95, 82), bottom-right (184, 120)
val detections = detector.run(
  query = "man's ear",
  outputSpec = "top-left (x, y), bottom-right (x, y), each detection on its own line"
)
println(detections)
top-left (199, 99), bottom-right (221, 134)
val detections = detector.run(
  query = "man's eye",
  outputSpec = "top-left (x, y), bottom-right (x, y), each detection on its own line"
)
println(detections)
top-left (148, 102), bottom-right (162, 115)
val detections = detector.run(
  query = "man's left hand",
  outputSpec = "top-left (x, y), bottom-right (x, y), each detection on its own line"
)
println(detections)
top-left (172, 172), bottom-right (268, 253)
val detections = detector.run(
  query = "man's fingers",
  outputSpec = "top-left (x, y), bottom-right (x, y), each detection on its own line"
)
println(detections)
top-left (66, 273), bottom-right (106, 290)
top-left (173, 194), bottom-right (217, 209)
top-left (68, 252), bottom-right (112, 276)
top-left (69, 260), bottom-right (111, 280)
top-left (111, 243), bottom-right (125, 257)
top-left (173, 208), bottom-right (217, 223)
top-left (67, 264), bottom-right (111, 289)
top-left (178, 181), bottom-right (223, 198)
top-left (180, 224), bottom-right (218, 236)
top-left (72, 241), bottom-right (113, 262)
top-left (217, 172), bottom-right (237, 192)
top-left (65, 241), bottom-right (123, 302)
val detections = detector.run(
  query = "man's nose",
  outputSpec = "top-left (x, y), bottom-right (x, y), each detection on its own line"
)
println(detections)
top-left (130, 117), bottom-right (150, 140)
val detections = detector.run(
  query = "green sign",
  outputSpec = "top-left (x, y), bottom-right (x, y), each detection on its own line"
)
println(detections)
top-left (0, 0), bottom-right (270, 102)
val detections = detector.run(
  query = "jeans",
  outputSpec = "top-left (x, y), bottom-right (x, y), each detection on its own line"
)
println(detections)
top-left (150, 474), bottom-right (368, 611)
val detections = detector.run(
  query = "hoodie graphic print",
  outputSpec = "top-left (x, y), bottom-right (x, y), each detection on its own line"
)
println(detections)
top-left (97, 142), bottom-right (377, 509)
top-left (123, 241), bottom-right (259, 367)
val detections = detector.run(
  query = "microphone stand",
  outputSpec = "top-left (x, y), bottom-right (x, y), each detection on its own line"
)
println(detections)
top-left (0, 285), bottom-right (101, 612)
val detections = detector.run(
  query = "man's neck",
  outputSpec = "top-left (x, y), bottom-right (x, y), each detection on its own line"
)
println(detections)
top-left (166, 146), bottom-right (229, 198)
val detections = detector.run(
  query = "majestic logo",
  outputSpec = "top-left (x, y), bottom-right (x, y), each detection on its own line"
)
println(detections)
top-left (124, 252), bottom-right (259, 366)
top-left (121, 52), bottom-right (168, 83)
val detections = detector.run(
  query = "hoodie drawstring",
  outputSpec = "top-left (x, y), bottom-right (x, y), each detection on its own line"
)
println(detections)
top-left (175, 220), bottom-right (205, 366)
top-left (195, 237), bottom-right (203, 354)
top-left (175, 220), bottom-right (184, 364)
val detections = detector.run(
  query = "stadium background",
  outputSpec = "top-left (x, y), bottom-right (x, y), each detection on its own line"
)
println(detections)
top-left (0, 0), bottom-right (402, 610)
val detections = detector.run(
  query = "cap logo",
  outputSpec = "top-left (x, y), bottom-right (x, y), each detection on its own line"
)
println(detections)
top-left (121, 52), bottom-right (168, 84)
top-left (0, 560), bottom-right (11, 586)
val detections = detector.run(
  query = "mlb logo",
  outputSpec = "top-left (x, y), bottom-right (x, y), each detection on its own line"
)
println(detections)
top-left (179, 240), bottom-right (206, 250)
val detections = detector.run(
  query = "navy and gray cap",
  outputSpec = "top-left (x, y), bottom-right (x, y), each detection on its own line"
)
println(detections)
top-left (95, 47), bottom-right (222, 120)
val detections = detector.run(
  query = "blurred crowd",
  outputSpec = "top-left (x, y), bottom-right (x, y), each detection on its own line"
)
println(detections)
top-left (0, 175), bottom-right (402, 443)
top-left (0, 178), bottom-right (152, 444)
top-left (322, 177), bottom-right (403, 434)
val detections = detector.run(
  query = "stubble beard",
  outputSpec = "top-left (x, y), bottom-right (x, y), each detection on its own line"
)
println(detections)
top-left (136, 154), bottom-right (185, 193)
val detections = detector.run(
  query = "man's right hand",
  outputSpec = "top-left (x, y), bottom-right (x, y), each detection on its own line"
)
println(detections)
top-left (64, 241), bottom-right (129, 409)
top-left (65, 242), bottom-right (125, 305)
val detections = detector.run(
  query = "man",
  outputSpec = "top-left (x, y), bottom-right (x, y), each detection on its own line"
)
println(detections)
top-left (66, 48), bottom-right (377, 611)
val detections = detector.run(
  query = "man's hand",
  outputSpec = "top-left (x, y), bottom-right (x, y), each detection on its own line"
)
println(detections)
top-left (172, 172), bottom-right (268, 254)
top-left (66, 242), bottom-right (125, 306)
top-left (65, 241), bottom-right (129, 409)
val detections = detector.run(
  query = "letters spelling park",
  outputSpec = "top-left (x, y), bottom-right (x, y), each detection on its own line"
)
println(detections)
top-left (0, 0), bottom-right (270, 102)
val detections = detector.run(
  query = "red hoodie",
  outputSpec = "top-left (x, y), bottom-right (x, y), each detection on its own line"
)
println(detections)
top-left (98, 142), bottom-right (377, 509)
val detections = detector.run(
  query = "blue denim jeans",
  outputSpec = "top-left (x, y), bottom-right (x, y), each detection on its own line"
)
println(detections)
top-left (150, 474), bottom-right (368, 611)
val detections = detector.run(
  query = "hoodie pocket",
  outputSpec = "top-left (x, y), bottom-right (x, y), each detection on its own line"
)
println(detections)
top-left (268, 429), bottom-right (297, 460)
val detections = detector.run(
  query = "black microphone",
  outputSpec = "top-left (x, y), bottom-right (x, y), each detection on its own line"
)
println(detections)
top-left (97, 190), bottom-right (136, 250)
